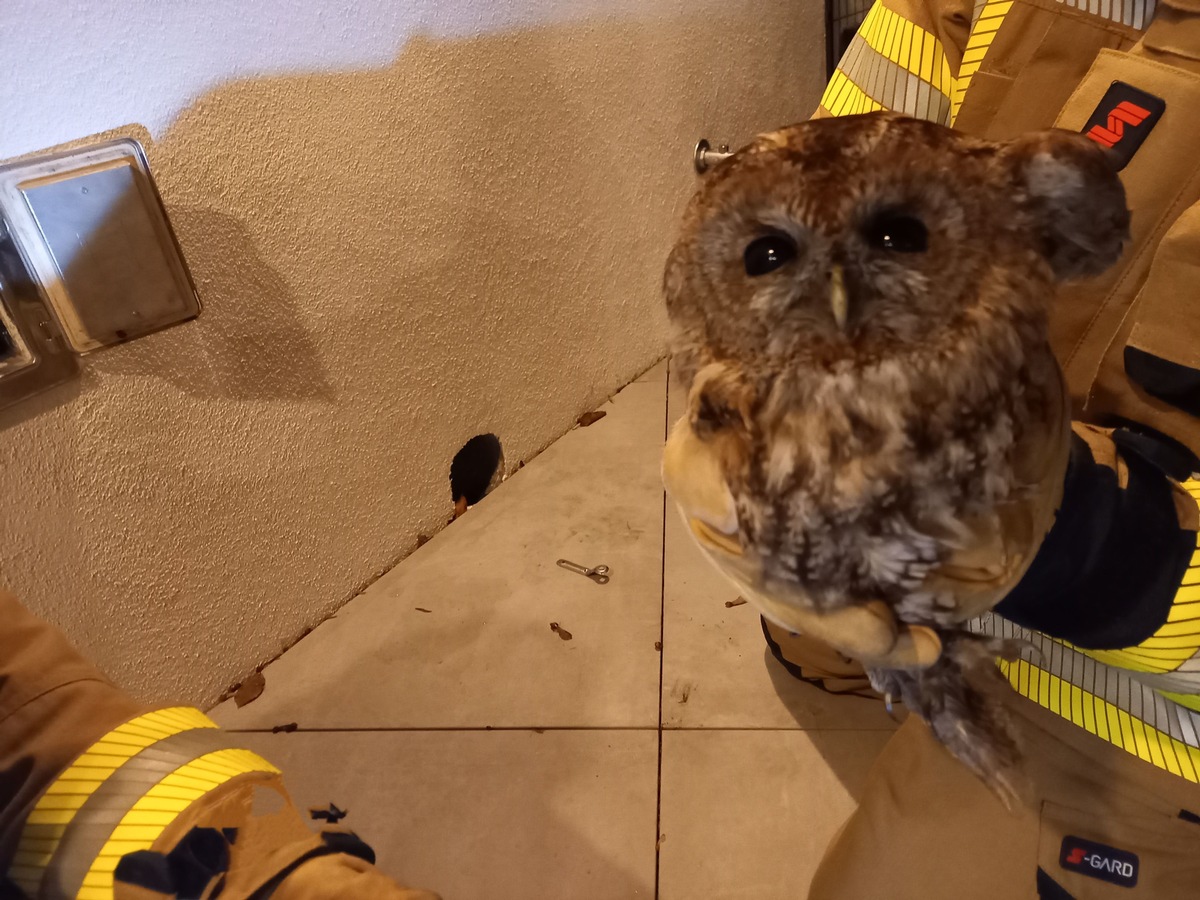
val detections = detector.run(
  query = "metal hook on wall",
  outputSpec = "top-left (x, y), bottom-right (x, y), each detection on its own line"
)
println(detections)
top-left (693, 139), bottom-right (733, 175)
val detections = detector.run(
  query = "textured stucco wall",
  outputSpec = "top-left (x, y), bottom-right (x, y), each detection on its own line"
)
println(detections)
top-left (0, 0), bottom-right (825, 705)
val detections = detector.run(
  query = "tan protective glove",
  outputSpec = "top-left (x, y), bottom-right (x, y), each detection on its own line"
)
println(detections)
top-left (662, 413), bottom-right (943, 670)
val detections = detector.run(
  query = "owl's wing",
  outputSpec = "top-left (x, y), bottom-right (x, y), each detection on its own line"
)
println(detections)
top-left (921, 351), bottom-right (1071, 623)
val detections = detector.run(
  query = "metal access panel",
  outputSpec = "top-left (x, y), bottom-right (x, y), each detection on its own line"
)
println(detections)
top-left (0, 139), bottom-right (199, 412)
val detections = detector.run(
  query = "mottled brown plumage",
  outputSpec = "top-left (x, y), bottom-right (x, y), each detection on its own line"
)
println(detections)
top-left (661, 112), bottom-right (1129, 799)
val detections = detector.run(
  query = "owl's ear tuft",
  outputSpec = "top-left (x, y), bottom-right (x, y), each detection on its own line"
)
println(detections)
top-left (1001, 130), bottom-right (1130, 281)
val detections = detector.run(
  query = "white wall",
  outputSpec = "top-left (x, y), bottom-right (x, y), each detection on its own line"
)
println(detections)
top-left (0, 0), bottom-right (825, 704)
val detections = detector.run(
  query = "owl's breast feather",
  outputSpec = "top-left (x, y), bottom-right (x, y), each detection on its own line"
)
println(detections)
top-left (662, 343), bottom-right (1070, 648)
top-left (662, 409), bottom-right (943, 669)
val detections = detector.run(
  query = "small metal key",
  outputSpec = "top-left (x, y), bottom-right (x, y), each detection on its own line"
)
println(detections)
top-left (556, 559), bottom-right (610, 585)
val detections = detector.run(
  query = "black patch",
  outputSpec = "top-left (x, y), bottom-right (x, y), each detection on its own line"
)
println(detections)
top-left (1037, 867), bottom-right (1077, 899)
top-left (320, 830), bottom-right (376, 865)
top-left (1081, 82), bottom-right (1165, 170)
top-left (113, 828), bottom-right (232, 895)
top-left (168, 827), bottom-right (231, 897)
top-left (1180, 809), bottom-right (1200, 825)
top-left (310, 802), bottom-right (348, 823)
top-left (996, 432), bottom-right (1191, 648)
top-left (1111, 421), bottom-right (1200, 482)
top-left (1059, 835), bottom-right (1138, 888)
top-left (113, 851), bottom-right (174, 891)
top-left (1125, 346), bottom-right (1200, 418)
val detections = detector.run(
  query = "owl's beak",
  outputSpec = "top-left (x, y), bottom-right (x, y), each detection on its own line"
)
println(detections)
top-left (830, 265), bottom-right (848, 331)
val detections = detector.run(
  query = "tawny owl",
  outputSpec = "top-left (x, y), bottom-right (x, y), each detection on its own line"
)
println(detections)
top-left (661, 112), bottom-right (1129, 799)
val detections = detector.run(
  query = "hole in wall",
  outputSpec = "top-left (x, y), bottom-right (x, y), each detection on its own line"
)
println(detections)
top-left (450, 433), bottom-right (504, 508)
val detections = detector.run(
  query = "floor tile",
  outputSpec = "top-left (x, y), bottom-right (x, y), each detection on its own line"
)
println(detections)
top-left (635, 357), bottom-right (668, 384)
top-left (235, 729), bottom-right (658, 899)
top-left (667, 359), bottom-right (686, 422)
top-left (657, 729), bottom-right (893, 900)
top-left (213, 371), bottom-right (667, 730)
top-left (662, 369), bottom-right (897, 731)
top-left (661, 509), bottom-right (898, 731)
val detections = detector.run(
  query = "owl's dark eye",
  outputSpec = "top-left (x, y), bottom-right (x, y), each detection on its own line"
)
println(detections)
top-left (865, 214), bottom-right (928, 253)
top-left (744, 234), bottom-right (797, 276)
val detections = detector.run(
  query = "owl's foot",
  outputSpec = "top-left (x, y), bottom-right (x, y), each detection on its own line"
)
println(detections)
top-left (868, 632), bottom-right (1027, 809)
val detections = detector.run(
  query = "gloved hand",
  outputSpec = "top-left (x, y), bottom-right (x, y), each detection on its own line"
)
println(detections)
top-left (663, 408), bottom-right (943, 671)
top-left (662, 357), bottom-right (1072, 675)
top-left (113, 825), bottom-right (443, 900)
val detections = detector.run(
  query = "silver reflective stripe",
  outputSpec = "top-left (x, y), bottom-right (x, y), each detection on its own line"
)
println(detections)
top-left (40, 728), bottom-right (235, 899)
top-left (972, 613), bottom-right (1200, 749)
top-left (1126, 667), bottom-right (1200, 693)
top-left (1054, 0), bottom-right (1156, 27)
top-left (971, 0), bottom-right (991, 28)
top-left (839, 33), bottom-right (953, 124)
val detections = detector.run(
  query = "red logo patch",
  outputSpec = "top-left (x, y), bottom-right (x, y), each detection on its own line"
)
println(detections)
top-left (1080, 81), bottom-right (1165, 170)
top-left (1086, 101), bottom-right (1151, 148)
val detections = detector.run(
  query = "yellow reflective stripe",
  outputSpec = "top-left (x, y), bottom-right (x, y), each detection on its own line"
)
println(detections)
top-left (1000, 658), bottom-right (1200, 782)
top-left (861, 3), bottom-right (951, 97)
top-left (1068, 684), bottom-right (1086, 728)
top-left (899, 19), bottom-right (914, 72)
top-left (1176, 582), bottom-right (1200, 602)
top-left (1136, 633), bottom-right (1200, 649)
top-left (11, 707), bottom-right (219, 899)
top-left (1084, 647), bottom-right (1193, 673)
top-left (864, 2), bottom-right (885, 44)
top-left (820, 69), bottom-right (886, 118)
top-left (952, 0), bottom-right (1015, 124)
top-left (881, 6), bottom-right (896, 56)
top-left (977, 0), bottom-right (1015, 21)
top-left (819, 2), bottom-right (955, 122)
top-left (1153, 616), bottom-right (1200, 637)
top-left (82, 748), bottom-right (280, 897)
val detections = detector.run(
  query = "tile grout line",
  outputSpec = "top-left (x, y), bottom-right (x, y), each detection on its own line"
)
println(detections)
top-left (654, 357), bottom-right (669, 900)
top-left (223, 724), bottom-right (897, 734)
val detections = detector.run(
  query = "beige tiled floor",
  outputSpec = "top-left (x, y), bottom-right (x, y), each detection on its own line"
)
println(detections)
top-left (213, 359), bottom-right (898, 899)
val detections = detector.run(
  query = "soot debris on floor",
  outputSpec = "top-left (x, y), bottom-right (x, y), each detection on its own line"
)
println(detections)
top-left (234, 672), bottom-right (266, 708)
top-left (309, 803), bottom-right (347, 823)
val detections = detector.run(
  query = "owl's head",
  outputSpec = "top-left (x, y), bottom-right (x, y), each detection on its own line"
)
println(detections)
top-left (664, 112), bottom-right (1129, 380)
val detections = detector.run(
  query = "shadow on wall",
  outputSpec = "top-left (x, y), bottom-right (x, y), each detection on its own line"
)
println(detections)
top-left (0, 178), bottom-right (335, 430)
top-left (92, 206), bottom-right (336, 402)
top-left (0, 8), bottom-right (822, 705)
